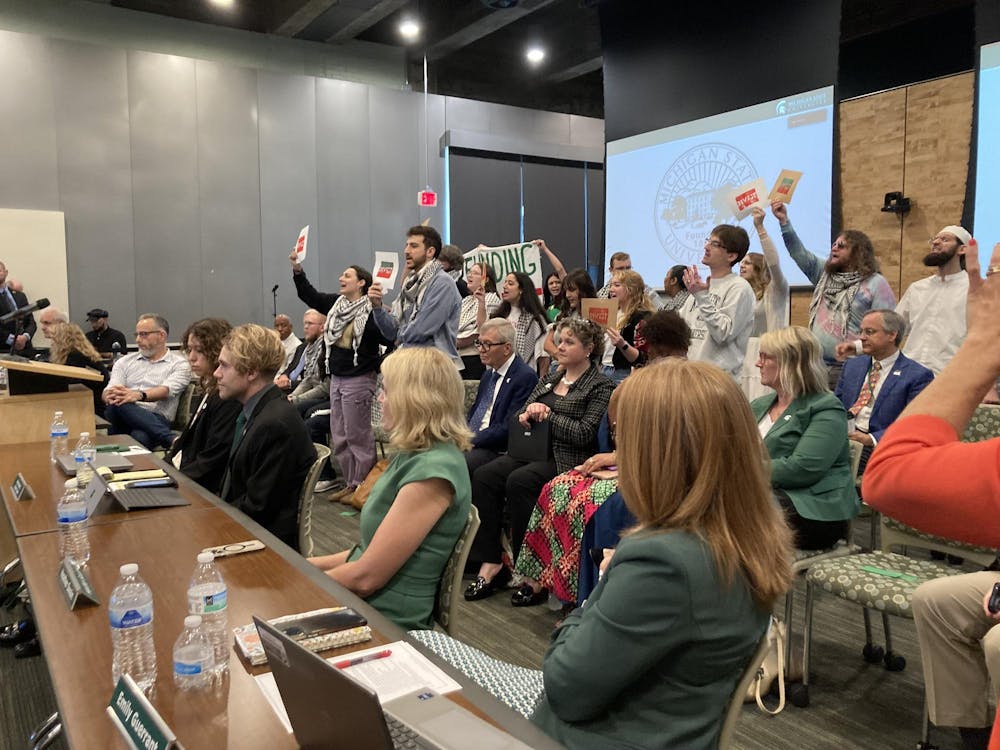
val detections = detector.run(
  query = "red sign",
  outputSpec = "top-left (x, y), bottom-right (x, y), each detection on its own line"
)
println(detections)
top-left (418, 190), bottom-right (438, 207)
top-left (376, 261), bottom-right (393, 279)
top-left (735, 188), bottom-right (760, 211)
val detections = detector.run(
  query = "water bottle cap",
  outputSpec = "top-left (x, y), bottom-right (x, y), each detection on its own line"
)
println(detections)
top-left (80, 432), bottom-right (90, 438)
top-left (196, 552), bottom-right (215, 564)
top-left (54, 411), bottom-right (63, 417)
top-left (185, 615), bottom-right (203, 628)
top-left (64, 479), bottom-right (76, 490)
top-left (120, 563), bottom-right (139, 576)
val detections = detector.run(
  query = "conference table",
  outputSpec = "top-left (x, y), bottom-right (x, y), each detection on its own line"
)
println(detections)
top-left (1, 437), bottom-right (562, 749)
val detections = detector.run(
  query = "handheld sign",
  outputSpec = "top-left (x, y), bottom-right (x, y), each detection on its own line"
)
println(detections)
top-left (769, 169), bottom-right (804, 203)
top-left (107, 675), bottom-right (179, 750)
top-left (582, 298), bottom-right (618, 329)
top-left (293, 225), bottom-right (309, 262)
top-left (373, 252), bottom-right (400, 292)
top-left (728, 178), bottom-right (768, 219)
top-left (462, 242), bottom-right (543, 298)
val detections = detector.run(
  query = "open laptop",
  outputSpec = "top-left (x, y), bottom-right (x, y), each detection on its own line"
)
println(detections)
top-left (253, 617), bottom-right (532, 750)
top-left (81, 467), bottom-right (189, 511)
top-left (55, 452), bottom-right (134, 475)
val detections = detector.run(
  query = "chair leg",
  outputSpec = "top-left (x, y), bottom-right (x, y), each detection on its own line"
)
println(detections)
top-left (860, 608), bottom-right (885, 663)
top-left (882, 611), bottom-right (906, 671)
top-left (786, 581), bottom-right (813, 708)
top-left (783, 588), bottom-right (794, 674)
top-left (28, 712), bottom-right (59, 745)
top-left (915, 696), bottom-right (940, 749)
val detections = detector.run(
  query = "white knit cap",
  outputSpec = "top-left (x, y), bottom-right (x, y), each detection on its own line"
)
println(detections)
top-left (939, 225), bottom-right (972, 245)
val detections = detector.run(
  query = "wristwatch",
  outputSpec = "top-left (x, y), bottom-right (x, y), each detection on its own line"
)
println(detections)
top-left (139, 390), bottom-right (148, 402)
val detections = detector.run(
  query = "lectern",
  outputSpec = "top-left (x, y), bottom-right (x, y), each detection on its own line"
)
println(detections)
top-left (0, 358), bottom-right (101, 446)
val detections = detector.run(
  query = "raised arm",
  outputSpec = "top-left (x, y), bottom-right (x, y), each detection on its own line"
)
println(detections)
top-left (771, 202), bottom-right (823, 285)
top-left (534, 239), bottom-right (567, 280)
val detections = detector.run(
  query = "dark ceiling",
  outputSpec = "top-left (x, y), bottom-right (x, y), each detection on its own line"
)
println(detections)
top-left (92, 0), bottom-right (975, 120)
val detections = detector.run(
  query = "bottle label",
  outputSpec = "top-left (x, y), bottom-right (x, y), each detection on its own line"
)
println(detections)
top-left (110, 604), bottom-right (153, 628)
top-left (57, 508), bottom-right (87, 523)
top-left (188, 589), bottom-right (227, 614)
top-left (174, 660), bottom-right (204, 675)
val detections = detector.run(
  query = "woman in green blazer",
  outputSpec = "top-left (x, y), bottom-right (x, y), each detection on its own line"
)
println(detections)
top-left (751, 326), bottom-right (860, 549)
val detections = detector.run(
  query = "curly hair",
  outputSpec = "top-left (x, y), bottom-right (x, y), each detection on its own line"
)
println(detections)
top-left (48, 323), bottom-right (102, 365)
top-left (182, 318), bottom-right (233, 391)
top-left (556, 317), bottom-right (605, 364)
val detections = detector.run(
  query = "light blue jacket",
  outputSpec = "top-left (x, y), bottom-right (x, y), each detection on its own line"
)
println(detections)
top-left (372, 267), bottom-right (461, 366)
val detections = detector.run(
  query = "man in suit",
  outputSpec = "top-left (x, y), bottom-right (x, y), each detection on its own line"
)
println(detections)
top-left (465, 318), bottom-right (538, 476)
top-left (216, 323), bottom-right (317, 550)
top-left (835, 308), bottom-right (934, 472)
top-left (0, 260), bottom-right (37, 357)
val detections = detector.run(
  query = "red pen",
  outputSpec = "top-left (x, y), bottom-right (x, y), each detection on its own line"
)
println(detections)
top-left (333, 649), bottom-right (392, 669)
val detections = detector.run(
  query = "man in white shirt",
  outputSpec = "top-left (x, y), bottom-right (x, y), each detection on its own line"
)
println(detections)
top-left (103, 314), bottom-right (192, 449)
top-left (273, 313), bottom-right (301, 371)
top-left (679, 225), bottom-right (756, 379)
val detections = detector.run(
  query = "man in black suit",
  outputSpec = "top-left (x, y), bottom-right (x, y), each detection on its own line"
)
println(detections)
top-left (0, 261), bottom-right (37, 357)
top-left (465, 318), bottom-right (538, 475)
top-left (216, 323), bottom-right (317, 550)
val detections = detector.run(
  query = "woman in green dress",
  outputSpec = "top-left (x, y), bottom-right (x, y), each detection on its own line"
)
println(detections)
top-left (308, 347), bottom-right (473, 630)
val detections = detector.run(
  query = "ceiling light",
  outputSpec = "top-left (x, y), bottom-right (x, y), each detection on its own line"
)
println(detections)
top-left (209, 0), bottom-right (236, 8)
top-left (526, 47), bottom-right (545, 65)
top-left (399, 19), bottom-right (420, 40)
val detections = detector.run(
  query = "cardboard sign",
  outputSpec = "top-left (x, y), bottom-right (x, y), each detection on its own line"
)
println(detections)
top-left (58, 558), bottom-right (99, 610)
top-left (293, 225), bottom-right (309, 262)
top-left (728, 178), bottom-right (768, 219)
top-left (107, 675), bottom-right (178, 750)
top-left (462, 242), bottom-right (543, 298)
top-left (581, 298), bottom-right (618, 328)
top-left (769, 169), bottom-right (804, 203)
top-left (372, 252), bottom-right (400, 292)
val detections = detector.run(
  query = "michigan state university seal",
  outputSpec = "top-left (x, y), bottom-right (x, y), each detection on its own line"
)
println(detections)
top-left (654, 143), bottom-right (758, 265)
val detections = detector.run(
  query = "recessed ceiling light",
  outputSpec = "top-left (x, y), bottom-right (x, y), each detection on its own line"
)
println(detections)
top-left (209, 0), bottom-right (236, 8)
top-left (399, 19), bottom-right (420, 40)
top-left (526, 47), bottom-right (545, 65)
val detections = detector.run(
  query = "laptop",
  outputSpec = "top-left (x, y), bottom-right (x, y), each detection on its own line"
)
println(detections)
top-left (81, 468), bottom-right (189, 512)
top-left (253, 617), bottom-right (532, 750)
top-left (56, 452), bottom-right (134, 475)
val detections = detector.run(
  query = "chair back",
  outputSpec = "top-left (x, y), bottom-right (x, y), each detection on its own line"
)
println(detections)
top-left (848, 438), bottom-right (864, 485)
top-left (880, 514), bottom-right (998, 567)
top-left (297, 443), bottom-right (330, 557)
top-left (171, 381), bottom-right (197, 430)
top-left (370, 374), bottom-right (390, 456)
top-left (433, 506), bottom-right (481, 634)
top-left (717, 627), bottom-right (772, 750)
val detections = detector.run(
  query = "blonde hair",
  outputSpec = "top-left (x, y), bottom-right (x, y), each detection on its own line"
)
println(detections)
top-left (381, 348), bottom-right (473, 452)
top-left (612, 269), bottom-right (652, 327)
top-left (222, 323), bottom-right (284, 378)
top-left (758, 326), bottom-right (829, 400)
top-left (615, 359), bottom-right (793, 608)
top-left (48, 323), bottom-right (102, 365)
top-left (742, 253), bottom-right (771, 301)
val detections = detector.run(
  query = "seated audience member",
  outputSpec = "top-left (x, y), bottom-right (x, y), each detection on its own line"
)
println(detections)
top-left (308, 347), bottom-right (472, 630)
top-left (166, 318), bottom-right (241, 495)
top-left (290, 256), bottom-right (394, 501)
top-left (834, 309), bottom-right (934, 473)
top-left (603, 269), bottom-right (652, 383)
top-left (286, 309), bottom-right (329, 417)
top-left (464, 318), bottom-right (613, 603)
top-left (521, 310), bottom-right (693, 608)
top-left (274, 313), bottom-right (301, 371)
top-left (84, 308), bottom-right (128, 359)
top-left (542, 269), bottom-right (596, 367)
top-left (496, 271), bottom-right (549, 375)
top-left (416, 358), bottom-right (793, 750)
top-left (861, 241), bottom-right (1000, 750)
top-left (102, 314), bottom-right (192, 449)
top-left (216, 324), bottom-right (317, 549)
top-left (465, 318), bottom-right (538, 475)
top-left (47, 322), bottom-right (110, 416)
top-left (455, 262), bottom-right (501, 379)
top-left (751, 327), bottom-right (860, 550)
top-left (437, 243), bottom-right (470, 298)
top-left (680, 225), bottom-right (756, 379)
top-left (662, 264), bottom-right (689, 312)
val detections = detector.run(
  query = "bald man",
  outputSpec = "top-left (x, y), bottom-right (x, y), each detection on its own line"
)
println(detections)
top-left (274, 314), bottom-right (300, 371)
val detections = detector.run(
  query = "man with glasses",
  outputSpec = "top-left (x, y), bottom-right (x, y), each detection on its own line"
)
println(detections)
top-left (102, 313), bottom-right (192, 449)
top-left (464, 318), bottom-right (538, 476)
top-left (771, 202), bottom-right (896, 386)
top-left (597, 252), bottom-right (664, 309)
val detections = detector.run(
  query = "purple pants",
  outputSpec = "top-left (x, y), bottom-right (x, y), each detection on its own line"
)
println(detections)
top-left (329, 371), bottom-right (377, 488)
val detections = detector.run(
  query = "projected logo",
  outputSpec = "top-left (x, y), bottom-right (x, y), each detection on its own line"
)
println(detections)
top-left (654, 143), bottom-right (758, 265)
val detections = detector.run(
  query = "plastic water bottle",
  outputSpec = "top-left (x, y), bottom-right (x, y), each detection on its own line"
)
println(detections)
top-left (187, 552), bottom-right (229, 678)
top-left (109, 563), bottom-right (157, 694)
top-left (56, 487), bottom-right (90, 564)
top-left (172, 615), bottom-right (212, 690)
top-left (49, 411), bottom-right (69, 464)
top-left (111, 341), bottom-right (122, 363)
top-left (73, 432), bottom-right (96, 488)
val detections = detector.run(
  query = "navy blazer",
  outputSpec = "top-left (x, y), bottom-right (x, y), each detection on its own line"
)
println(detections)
top-left (834, 351), bottom-right (934, 442)
top-left (468, 355), bottom-right (538, 451)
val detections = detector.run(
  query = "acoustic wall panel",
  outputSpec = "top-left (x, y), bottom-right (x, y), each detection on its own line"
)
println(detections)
top-left (523, 161), bottom-right (587, 273)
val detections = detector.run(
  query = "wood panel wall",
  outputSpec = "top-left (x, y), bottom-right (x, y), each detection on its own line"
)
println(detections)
top-left (789, 71), bottom-right (974, 326)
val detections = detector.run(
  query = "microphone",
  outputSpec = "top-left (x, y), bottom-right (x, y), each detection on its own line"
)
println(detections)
top-left (0, 297), bottom-right (49, 325)
top-left (271, 284), bottom-right (279, 293)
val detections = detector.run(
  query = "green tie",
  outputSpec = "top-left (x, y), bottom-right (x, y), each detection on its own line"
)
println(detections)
top-left (230, 411), bottom-right (247, 456)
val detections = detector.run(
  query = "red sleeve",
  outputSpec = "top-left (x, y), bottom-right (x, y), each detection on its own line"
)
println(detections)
top-left (862, 414), bottom-right (1000, 548)
top-left (990, 709), bottom-right (1000, 750)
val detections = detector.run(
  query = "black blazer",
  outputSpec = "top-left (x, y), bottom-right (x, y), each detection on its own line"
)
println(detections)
top-left (167, 388), bottom-right (241, 495)
top-left (0, 288), bottom-right (37, 356)
top-left (221, 385), bottom-right (317, 550)
top-left (468, 356), bottom-right (538, 451)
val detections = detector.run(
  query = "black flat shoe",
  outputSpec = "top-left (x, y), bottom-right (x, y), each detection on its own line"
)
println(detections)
top-left (463, 567), bottom-right (512, 601)
top-left (0, 619), bottom-right (35, 648)
top-left (14, 636), bottom-right (41, 659)
top-left (511, 583), bottom-right (548, 607)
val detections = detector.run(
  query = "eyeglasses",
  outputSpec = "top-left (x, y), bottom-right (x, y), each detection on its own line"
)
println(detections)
top-left (474, 339), bottom-right (505, 350)
top-left (704, 238), bottom-right (727, 250)
top-left (859, 328), bottom-right (883, 336)
top-left (135, 330), bottom-right (164, 339)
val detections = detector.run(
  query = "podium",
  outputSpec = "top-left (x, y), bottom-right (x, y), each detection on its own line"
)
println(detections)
top-left (0, 359), bottom-right (101, 446)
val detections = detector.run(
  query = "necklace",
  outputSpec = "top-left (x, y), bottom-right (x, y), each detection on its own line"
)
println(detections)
top-left (561, 376), bottom-right (575, 386)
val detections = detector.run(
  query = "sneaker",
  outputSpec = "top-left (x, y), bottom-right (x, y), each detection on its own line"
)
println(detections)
top-left (314, 479), bottom-right (343, 493)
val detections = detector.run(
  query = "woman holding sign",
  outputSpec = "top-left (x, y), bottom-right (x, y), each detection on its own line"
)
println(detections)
top-left (496, 271), bottom-right (549, 375)
top-left (603, 269), bottom-right (653, 384)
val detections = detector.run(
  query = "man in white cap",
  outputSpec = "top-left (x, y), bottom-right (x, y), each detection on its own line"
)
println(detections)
top-left (837, 225), bottom-right (971, 375)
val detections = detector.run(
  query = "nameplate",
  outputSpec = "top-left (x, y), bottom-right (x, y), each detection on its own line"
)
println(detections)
top-left (106, 675), bottom-right (178, 750)
top-left (10, 472), bottom-right (34, 501)
top-left (58, 558), bottom-right (99, 610)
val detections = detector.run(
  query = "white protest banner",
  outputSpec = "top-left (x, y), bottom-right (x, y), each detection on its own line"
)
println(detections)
top-left (727, 178), bottom-right (768, 219)
top-left (462, 241), bottom-right (543, 297)
top-left (373, 252), bottom-right (400, 291)
top-left (293, 225), bottom-right (309, 262)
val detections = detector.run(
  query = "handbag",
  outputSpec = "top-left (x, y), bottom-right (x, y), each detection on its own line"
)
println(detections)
top-left (349, 458), bottom-right (389, 510)
top-left (744, 616), bottom-right (786, 715)
top-left (506, 413), bottom-right (552, 462)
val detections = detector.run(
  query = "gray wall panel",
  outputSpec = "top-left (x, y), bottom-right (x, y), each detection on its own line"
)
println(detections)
top-left (448, 154), bottom-right (522, 251)
top-left (586, 165), bottom-right (605, 273)
top-left (257, 72), bottom-right (317, 325)
top-left (316, 78), bottom-right (371, 295)
top-left (423, 94), bottom-right (448, 237)
top-left (0, 31), bottom-right (59, 210)
top-left (195, 60), bottom-right (263, 326)
top-left (444, 96), bottom-right (491, 133)
top-left (523, 162), bottom-right (587, 272)
top-left (50, 39), bottom-right (136, 328)
top-left (368, 88), bottom-right (422, 258)
top-left (127, 49), bottom-right (202, 331)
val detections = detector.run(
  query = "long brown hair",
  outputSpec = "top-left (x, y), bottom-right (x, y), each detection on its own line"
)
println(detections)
top-left (48, 323), bottom-right (102, 365)
top-left (615, 359), bottom-right (793, 608)
top-left (182, 318), bottom-right (232, 392)
top-left (742, 253), bottom-right (771, 301)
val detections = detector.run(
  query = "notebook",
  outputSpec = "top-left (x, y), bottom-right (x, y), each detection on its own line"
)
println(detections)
top-left (81, 467), bottom-right (189, 512)
top-left (253, 617), bottom-right (531, 750)
top-left (55, 452), bottom-right (134, 475)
